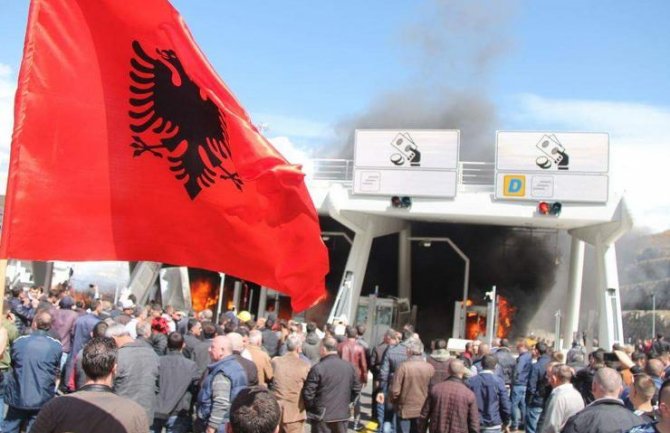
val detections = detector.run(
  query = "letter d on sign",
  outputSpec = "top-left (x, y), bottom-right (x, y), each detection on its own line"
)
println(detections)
top-left (503, 175), bottom-right (526, 197)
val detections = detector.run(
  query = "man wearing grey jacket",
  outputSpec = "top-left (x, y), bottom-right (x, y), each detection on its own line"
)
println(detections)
top-left (106, 323), bottom-right (160, 423)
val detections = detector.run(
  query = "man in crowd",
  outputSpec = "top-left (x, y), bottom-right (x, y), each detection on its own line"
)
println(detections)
top-left (271, 334), bottom-right (311, 433)
top-left (302, 322), bottom-right (321, 365)
top-left (561, 367), bottom-right (644, 433)
top-left (195, 321), bottom-right (218, 376)
top-left (573, 349), bottom-right (605, 404)
top-left (525, 342), bottom-right (551, 433)
top-left (184, 318), bottom-right (203, 360)
top-left (378, 328), bottom-right (413, 433)
top-left (427, 339), bottom-right (451, 388)
top-left (494, 338), bottom-right (516, 389)
top-left (3, 311), bottom-right (62, 433)
top-left (540, 364), bottom-right (583, 433)
top-left (153, 332), bottom-right (201, 433)
top-left (418, 359), bottom-right (479, 433)
top-left (106, 323), bottom-right (160, 424)
top-left (628, 374), bottom-right (657, 423)
top-left (262, 315), bottom-right (280, 357)
top-left (31, 336), bottom-right (149, 433)
top-left (197, 335), bottom-right (249, 433)
top-left (510, 340), bottom-right (532, 432)
top-left (229, 387), bottom-right (281, 433)
top-left (67, 298), bottom-right (102, 385)
top-left (229, 332), bottom-right (260, 386)
top-left (303, 336), bottom-right (361, 433)
top-left (50, 295), bottom-right (78, 371)
top-left (0, 304), bottom-right (18, 417)
top-left (390, 338), bottom-right (435, 433)
top-left (372, 329), bottom-right (398, 427)
top-left (468, 354), bottom-right (511, 433)
top-left (248, 329), bottom-right (274, 387)
top-left (338, 325), bottom-right (368, 431)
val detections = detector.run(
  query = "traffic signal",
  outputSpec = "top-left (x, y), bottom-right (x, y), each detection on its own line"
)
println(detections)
top-left (391, 196), bottom-right (412, 209)
top-left (538, 201), bottom-right (562, 216)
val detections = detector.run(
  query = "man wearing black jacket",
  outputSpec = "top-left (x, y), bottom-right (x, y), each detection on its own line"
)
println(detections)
top-left (153, 332), bottom-right (200, 433)
top-left (303, 336), bottom-right (361, 433)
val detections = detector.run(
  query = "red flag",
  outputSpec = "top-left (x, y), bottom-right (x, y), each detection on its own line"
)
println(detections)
top-left (2, 0), bottom-right (328, 311)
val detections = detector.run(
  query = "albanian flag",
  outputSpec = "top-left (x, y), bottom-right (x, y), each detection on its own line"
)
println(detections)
top-left (1, 0), bottom-right (328, 311)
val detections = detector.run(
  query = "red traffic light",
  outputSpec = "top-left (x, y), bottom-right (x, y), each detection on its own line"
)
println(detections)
top-left (538, 201), bottom-right (550, 215)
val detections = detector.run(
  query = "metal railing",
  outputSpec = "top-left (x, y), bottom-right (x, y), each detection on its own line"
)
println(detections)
top-left (309, 159), bottom-right (495, 187)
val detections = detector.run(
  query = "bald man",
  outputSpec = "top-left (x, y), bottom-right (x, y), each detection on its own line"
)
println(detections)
top-left (561, 367), bottom-right (644, 433)
top-left (195, 335), bottom-right (250, 433)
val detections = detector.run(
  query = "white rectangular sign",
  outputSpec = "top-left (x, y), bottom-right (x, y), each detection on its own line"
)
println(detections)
top-left (353, 129), bottom-right (459, 198)
top-left (495, 131), bottom-right (609, 203)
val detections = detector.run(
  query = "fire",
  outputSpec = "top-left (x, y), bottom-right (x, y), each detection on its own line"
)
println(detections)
top-left (191, 278), bottom-right (218, 313)
top-left (465, 299), bottom-right (485, 340)
top-left (496, 295), bottom-right (517, 338)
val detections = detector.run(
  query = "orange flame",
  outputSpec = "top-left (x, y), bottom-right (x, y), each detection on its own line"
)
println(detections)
top-left (191, 278), bottom-right (218, 313)
top-left (465, 299), bottom-right (485, 340)
top-left (496, 295), bottom-right (517, 338)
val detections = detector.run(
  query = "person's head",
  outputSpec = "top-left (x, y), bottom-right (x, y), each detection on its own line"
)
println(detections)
top-left (552, 351), bottom-right (565, 363)
top-left (306, 322), bottom-right (317, 334)
top-left (345, 326), bottom-right (357, 339)
top-left (228, 332), bottom-right (245, 353)
top-left (92, 321), bottom-right (109, 338)
top-left (249, 330), bottom-right (263, 347)
top-left (199, 309), bottom-right (213, 322)
top-left (82, 337), bottom-right (117, 383)
top-left (401, 328), bottom-right (414, 342)
top-left (320, 336), bottom-right (338, 356)
top-left (632, 351), bottom-right (647, 368)
top-left (434, 339), bottom-right (447, 351)
top-left (90, 299), bottom-right (103, 314)
top-left (356, 324), bottom-right (366, 337)
top-left (449, 359), bottom-right (466, 379)
top-left (482, 354), bottom-right (498, 371)
top-left (535, 342), bottom-right (547, 357)
top-left (167, 332), bottom-right (184, 351)
top-left (646, 358), bottom-right (665, 378)
top-left (384, 329), bottom-right (398, 345)
top-left (550, 364), bottom-right (573, 388)
top-left (209, 335), bottom-right (232, 362)
top-left (478, 343), bottom-right (490, 356)
top-left (227, 386), bottom-right (280, 433)
top-left (591, 349), bottom-right (605, 367)
top-left (104, 323), bottom-right (132, 347)
top-left (500, 338), bottom-right (510, 348)
top-left (188, 318), bottom-right (202, 337)
top-left (151, 317), bottom-right (169, 335)
top-left (34, 311), bottom-right (52, 331)
top-left (630, 374), bottom-right (656, 408)
top-left (592, 367), bottom-right (623, 399)
top-left (285, 334), bottom-right (303, 353)
top-left (136, 321), bottom-right (151, 339)
top-left (202, 321), bottom-right (217, 339)
top-left (406, 338), bottom-right (424, 357)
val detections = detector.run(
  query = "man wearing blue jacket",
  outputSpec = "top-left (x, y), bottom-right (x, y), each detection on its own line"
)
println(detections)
top-left (3, 311), bottom-right (62, 433)
top-left (511, 341), bottom-right (532, 431)
top-left (525, 342), bottom-right (551, 433)
top-left (468, 354), bottom-right (511, 433)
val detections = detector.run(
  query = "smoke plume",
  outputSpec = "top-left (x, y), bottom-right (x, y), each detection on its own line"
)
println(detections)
top-left (326, 0), bottom-right (517, 161)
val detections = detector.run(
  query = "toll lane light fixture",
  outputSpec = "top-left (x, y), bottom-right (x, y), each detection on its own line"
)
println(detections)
top-left (538, 201), bottom-right (562, 216)
top-left (391, 196), bottom-right (412, 209)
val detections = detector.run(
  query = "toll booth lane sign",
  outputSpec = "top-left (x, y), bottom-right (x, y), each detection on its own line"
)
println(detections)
top-left (495, 132), bottom-right (609, 203)
top-left (353, 130), bottom-right (460, 198)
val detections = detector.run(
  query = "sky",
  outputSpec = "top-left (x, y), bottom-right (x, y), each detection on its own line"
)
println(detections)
top-left (0, 0), bottom-right (669, 232)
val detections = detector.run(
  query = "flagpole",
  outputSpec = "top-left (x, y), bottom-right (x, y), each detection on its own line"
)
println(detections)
top-left (0, 260), bottom-right (6, 312)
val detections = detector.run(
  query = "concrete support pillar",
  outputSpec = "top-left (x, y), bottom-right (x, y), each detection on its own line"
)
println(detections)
top-left (562, 237), bottom-right (585, 349)
top-left (340, 226), bottom-right (375, 323)
top-left (233, 281), bottom-right (242, 313)
top-left (398, 227), bottom-right (412, 302)
top-left (596, 243), bottom-right (624, 349)
top-left (258, 286), bottom-right (268, 319)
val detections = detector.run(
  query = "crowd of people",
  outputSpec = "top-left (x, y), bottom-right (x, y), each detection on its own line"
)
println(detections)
top-left (3, 283), bottom-right (670, 433)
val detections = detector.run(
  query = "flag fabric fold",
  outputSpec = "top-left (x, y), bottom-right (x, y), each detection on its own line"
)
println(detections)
top-left (1, 0), bottom-right (328, 311)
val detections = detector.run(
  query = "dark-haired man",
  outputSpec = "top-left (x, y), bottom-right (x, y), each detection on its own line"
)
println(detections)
top-left (468, 354), bottom-right (511, 433)
top-left (229, 387), bottom-right (281, 433)
top-left (184, 318), bottom-right (203, 360)
top-left (154, 332), bottom-right (200, 433)
top-left (338, 325), bottom-right (368, 430)
top-left (525, 342), bottom-right (551, 433)
top-left (303, 336), bottom-right (361, 433)
top-left (3, 311), bottom-right (62, 433)
top-left (303, 322), bottom-right (321, 365)
top-left (195, 321), bottom-right (218, 376)
top-left (262, 316), bottom-right (280, 357)
top-left (378, 328), bottom-right (413, 433)
top-left (32, 337), bottom-right (148, 433)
